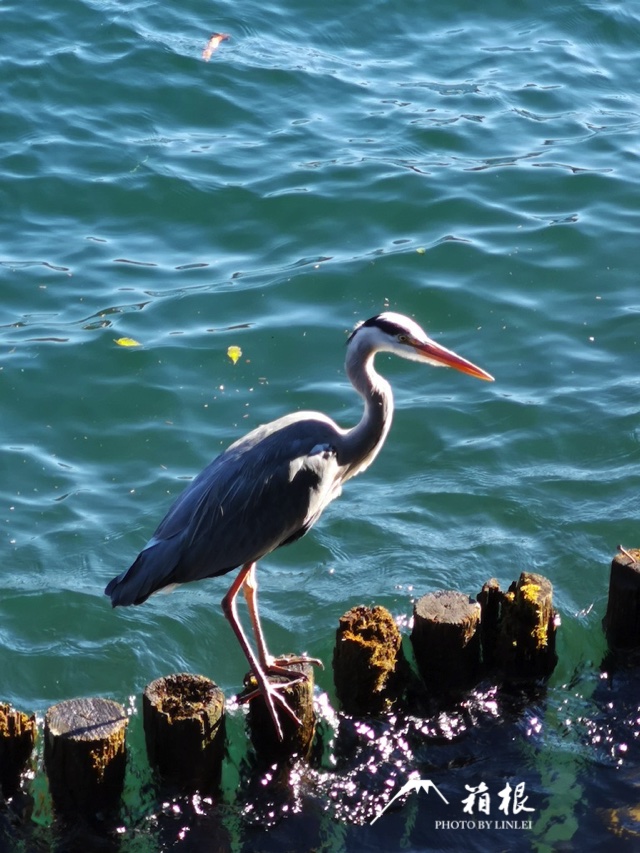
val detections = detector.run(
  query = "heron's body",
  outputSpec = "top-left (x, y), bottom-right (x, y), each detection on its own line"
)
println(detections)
top-left (108, 412), bottom-right (348, 606)
top-left (105, 312), bottom-right (493, 738)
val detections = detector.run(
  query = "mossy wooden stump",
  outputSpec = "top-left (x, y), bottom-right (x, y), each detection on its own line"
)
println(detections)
top-left (333, 605), bottom-right (405, 715)
top-left (479, 572), bottom-right (558, 680)
top-left (0, 703), bottom-right (36, 799)
top-left (411, 590), bottom-right (482, 694)
top-left (143, 673), bottom-right (225, 792)
top-left (245, 658), bottom-right (316, 764)
top-left (603, 548), bottom-right (640, 648)
top-left (44, 697), bottom-right (127, 817)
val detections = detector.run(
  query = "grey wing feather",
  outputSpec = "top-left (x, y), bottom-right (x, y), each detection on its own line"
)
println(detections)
top-left (105, 415), bottom-right (343, 606)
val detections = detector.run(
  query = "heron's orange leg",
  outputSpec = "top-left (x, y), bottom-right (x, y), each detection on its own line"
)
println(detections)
top-left (241, 563), bottom-right (323, 673)
top-left (221, 562), bottom-right (301, 740)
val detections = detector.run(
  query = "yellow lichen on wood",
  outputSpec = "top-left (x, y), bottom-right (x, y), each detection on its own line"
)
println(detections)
top-left (511, 573), bottom-right (557, 676)
top-left (0, 704), bottom-right (36, 740)
top-left (519, 581), bottom-right (542, 604)
top-left (517, 581), bottom-right (549, 647)
top-left (0, 703), bottom-right (37, 798)
top-left (480, 572), bottom-right (558, 680)
top-left (88, 725), bottom-right (127, 781)
top-left (333, 604), bottom-right (407, 713)
top-left (533, 622), bottom-right (549, 648)
top-left (341, 607), bottom-right (401, 682)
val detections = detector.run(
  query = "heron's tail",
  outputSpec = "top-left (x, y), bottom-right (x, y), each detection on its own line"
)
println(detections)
top-left (105, 537), bottom-right (180, 607)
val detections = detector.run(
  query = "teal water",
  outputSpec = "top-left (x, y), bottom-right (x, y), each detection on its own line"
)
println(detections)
top-left (2, 0), bottom-right (640, 849)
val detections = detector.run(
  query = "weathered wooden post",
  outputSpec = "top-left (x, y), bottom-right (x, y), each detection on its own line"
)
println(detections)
top-left (0, 703), bottom-right (36, 799)
top-left (603, 548), bottom-right (640, 648)
top-left (245, 658), bottom-right (316, 763)
top-left (480, 572), bottom-right (558, 680)
top-left (411, 590), bottom-right (482, 694)
top-left (44, 697), bottom-right (128, 816)
top-left (143, 673), bottom-right (225, 792)
top-left (333, 605), bottom-right (406, 715)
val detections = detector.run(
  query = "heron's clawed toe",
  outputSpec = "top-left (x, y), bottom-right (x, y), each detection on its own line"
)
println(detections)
top-left (237, 669), bottom-right (303, 741)
top-left (266, 664), bottom-right (308, 683)
top-left (271, 653), bottom-right (324, 671)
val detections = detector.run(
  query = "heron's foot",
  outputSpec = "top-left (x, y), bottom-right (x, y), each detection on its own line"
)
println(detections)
top-left (271, 653), bottom-right (324, 671)
top-left (237, 669), bottom-right (303, 741)
top-left (254, 654), bottom-right (323, 691)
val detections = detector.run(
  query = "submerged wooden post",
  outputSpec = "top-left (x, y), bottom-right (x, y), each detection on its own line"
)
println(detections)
top-left (493, 572), bottom-right (558, 680)
top-left (44, 697), bottom-right (127, 816)
top-left (245, 659), bottom-right (315, 763)
top-left (333, 605), bottom-right (406, 715)
top-left (0, 703), bottom-right (36, 799)
top-left (143, 673), bottom-right (225, 792)
top-left (603, 548), bottom-right (640, 648)
top-left (411, 590), bottom-right (482, 694)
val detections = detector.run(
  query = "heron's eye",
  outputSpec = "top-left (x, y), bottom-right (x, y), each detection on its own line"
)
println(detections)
top-left (397, 334), bottom-right (408, 343)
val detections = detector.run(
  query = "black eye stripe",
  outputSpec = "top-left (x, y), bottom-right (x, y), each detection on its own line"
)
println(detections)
top-left (364, 315), bottom-right (405, 335)
top-left (348, 314), bottom-right (406, 344)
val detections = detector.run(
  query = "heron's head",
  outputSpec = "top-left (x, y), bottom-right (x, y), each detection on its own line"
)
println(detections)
top-left (348, 312), bottom-right (494, 381)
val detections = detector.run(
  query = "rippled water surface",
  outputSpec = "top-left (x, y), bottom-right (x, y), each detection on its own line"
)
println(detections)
top-left (2, 0), bottom-right (640, 849)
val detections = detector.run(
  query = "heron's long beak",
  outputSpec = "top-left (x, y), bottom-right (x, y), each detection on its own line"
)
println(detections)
top-left (415, 338), bottom-right (495, 382)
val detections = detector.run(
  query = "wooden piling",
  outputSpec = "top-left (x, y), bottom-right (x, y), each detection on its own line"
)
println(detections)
top-left (411, 590), bottom-right (482, 694)
top-left (603, 548), bottom-right (640, 649)
top-left (244, 658), bottom-right (316, 763)
top-left (43, 697), bottom-right (127, 816)
top-left (0, 703), bottom-right (36, 799)
top-left (489, 572), bottom-right (559, 680)
top-left (143, 673), bottom-right (225, 792)
top-left (333, 605), bottom-right (406, 715)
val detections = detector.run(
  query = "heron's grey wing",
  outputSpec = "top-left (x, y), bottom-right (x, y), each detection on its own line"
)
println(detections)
top-left (105, 416), bottom-right (343, 606)
top-left (185, 436), bottom-right (342, 570)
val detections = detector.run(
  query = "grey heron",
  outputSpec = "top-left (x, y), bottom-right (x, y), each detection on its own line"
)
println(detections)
top-left (105, 312), bottom-right (493, 739)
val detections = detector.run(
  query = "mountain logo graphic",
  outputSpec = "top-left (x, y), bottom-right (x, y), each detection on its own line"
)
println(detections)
top-left (370, 778), bottom-right (450, 825)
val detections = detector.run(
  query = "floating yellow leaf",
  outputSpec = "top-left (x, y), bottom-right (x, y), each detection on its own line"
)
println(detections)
top-left (114, 337), bottom-right (141, 347)
top-left (416, 247), bottom-right (426, 254)
top-left (227, 345), bottom-right (242, 364)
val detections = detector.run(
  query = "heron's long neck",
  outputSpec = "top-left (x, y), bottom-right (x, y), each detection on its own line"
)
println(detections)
top-left (341, 346), bottom-right (394, 480)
